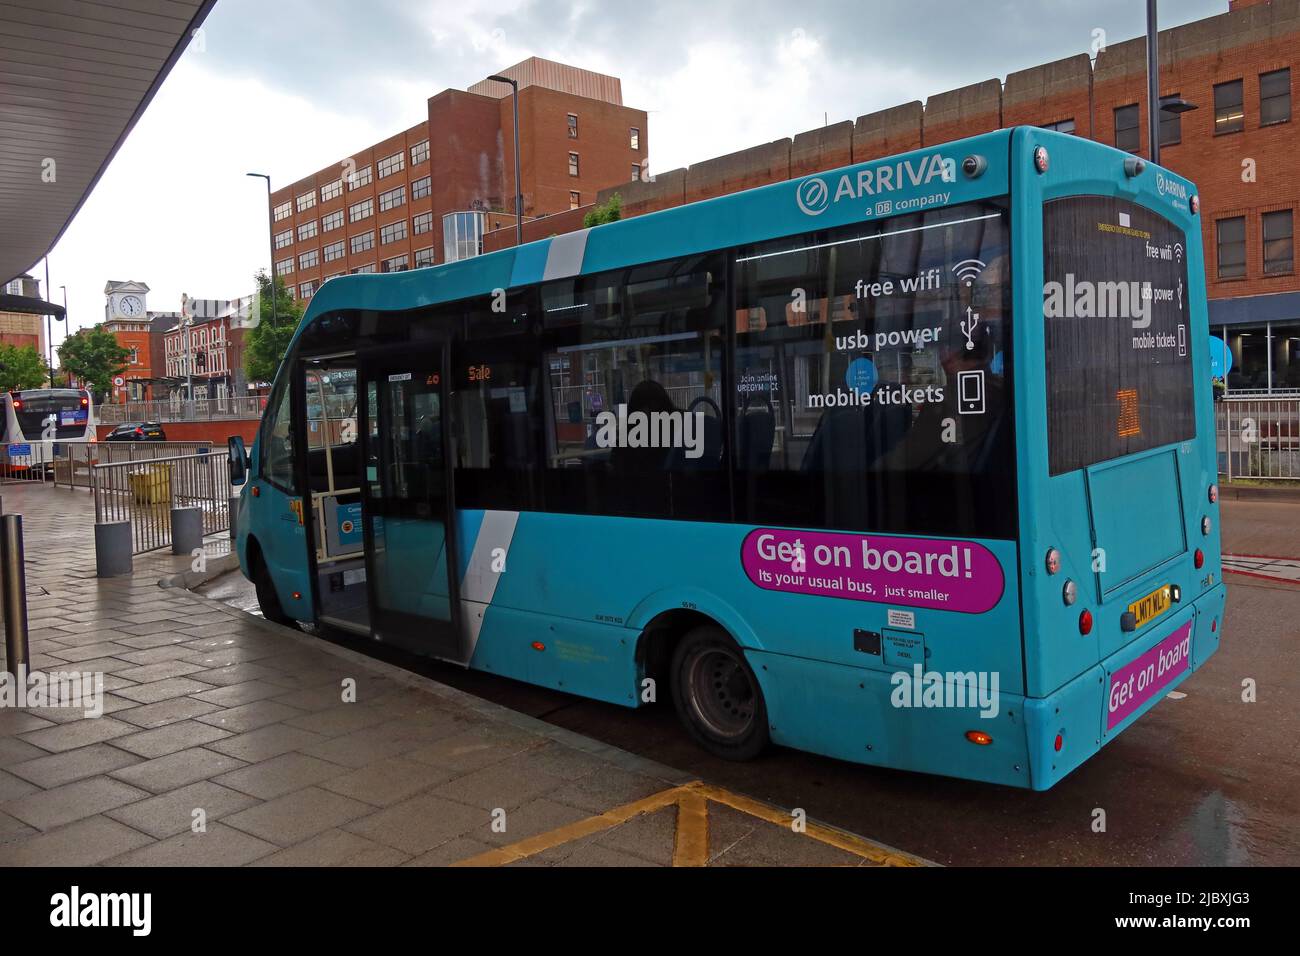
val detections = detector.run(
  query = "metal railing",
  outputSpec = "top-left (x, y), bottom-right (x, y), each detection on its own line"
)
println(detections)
top-left (97, 396), bottom-right (266, 424)
top-left (0, 442), bottom-right (54, 485)
top-left (50, 441), bottom-right (214, 491)
top-left (1216, 396), bottom-right (1300, 481)
top-left (92, 450), bottom-right (230, 554)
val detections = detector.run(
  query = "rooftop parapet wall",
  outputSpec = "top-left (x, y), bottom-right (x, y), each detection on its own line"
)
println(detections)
top-left (923, 78), bottom-right (1003, 145)
top-left (596, 167), bottom-right (686, 218)
top-left (852, 101), bottom-right (924, 163)
top-left (791, 121), bottom-right (854, 178)
top-left (681, 138), bottom-right (792, 206)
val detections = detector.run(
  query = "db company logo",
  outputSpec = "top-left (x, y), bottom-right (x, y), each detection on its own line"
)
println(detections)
top-left (796, 177), bottom-right (831, 216)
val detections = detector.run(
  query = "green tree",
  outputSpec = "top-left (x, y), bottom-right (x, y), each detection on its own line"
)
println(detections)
top-left (0, 343), bottom-right (50, 391)
top-left (57, 325), bottom-right (129, 400)
top-left (244, 271), bottom-right (303, 385)
top-left (582, 192), bottom-right (622, 228)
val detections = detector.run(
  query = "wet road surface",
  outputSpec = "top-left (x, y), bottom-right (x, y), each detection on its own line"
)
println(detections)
top-left (199, 498), bottom-right (1300, 865)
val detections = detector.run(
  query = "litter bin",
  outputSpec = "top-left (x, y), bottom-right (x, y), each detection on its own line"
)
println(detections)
top-left (128, 464), bottom-right (172, 504)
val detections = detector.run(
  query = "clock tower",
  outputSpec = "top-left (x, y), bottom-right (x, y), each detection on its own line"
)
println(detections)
top-left (103, 280), bottom-right (154, 404)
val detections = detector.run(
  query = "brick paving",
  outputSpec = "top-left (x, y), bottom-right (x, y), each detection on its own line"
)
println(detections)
top-left (0, 482), bottom-right (920, 867)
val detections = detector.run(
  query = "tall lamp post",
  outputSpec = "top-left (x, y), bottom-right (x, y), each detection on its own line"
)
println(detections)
top-left (246, 172), bottom-right (278, 327)
top-left (1145, 0), bottom-right (1197, 167)
top-left (57, 285), bottom-right (67, 387)
top-left (487, 75), bottom-right (524, 246)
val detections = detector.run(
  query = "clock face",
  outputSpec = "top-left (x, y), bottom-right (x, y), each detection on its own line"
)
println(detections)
top-left (119, 295), bottom-right (144, 317)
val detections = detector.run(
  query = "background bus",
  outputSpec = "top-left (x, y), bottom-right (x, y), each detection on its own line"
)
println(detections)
top-left (1, 388), bottom-right (95, 469)
top-left (230, 127), bottom-right (1224, 790)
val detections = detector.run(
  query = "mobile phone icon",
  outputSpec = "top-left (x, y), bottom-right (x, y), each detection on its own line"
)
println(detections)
top-left (958, 370), bottom-right (985, 415)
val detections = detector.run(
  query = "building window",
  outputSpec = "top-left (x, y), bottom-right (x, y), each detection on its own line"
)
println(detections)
top-left (630, 127), bottom-right (640, 150)
top-left (1214, 79), bottom-right (1244, 134)
top-left (275, 258), bottom-right (293, 277)
top-left (351, 264), bottom-right (376, 275)
top-left (568, 152), bottom-right (579, 177)
top-left (567, 113), bottom-right (578, 138)
top-left (414, 247), bottom-right (435, 268)
top-left (274, 229), bottom-right (293, 250)
top-left (381, 254), bottom-right (408, 273)
top-left (443, 211), bottom-right (486, 263)
top-left (410, 139), bottom-right (429, 165)
top-left (1040, 118), bottom-right (1075, 134)
top-left (349, 198), bottom-right (373, 223)
top-left (569, 191), bottom-right (580, 209)
top-left (348, 164), bottom-right (372, 189)
top-left (299, 281), bottom-right (316, 299)
top-left (297, 220), bottom-right (318, 241)
top-left (129, 347), bottom-right (139, 365)
top-left (379, 186), bottom-right (405, 212)
top-left (413, 211), bottom-right (433, 235)
top-left (298, 249), bottom-right (319, 270)
top-left (1263, 210), bottom-right (1294, 274)
top-left (412, 175), bottom-right (431, 200)
top-left (320, 179), bottom-right (342, 202)
top-left (1216, 216), bottom-right (1246, 279)
top-left (1114, 104), bottom-right (1140, 152)
top-left (378, 151), bottom-right (404, 178)
top-left (1159, 95), bottom-right (1182, 146)
top-left (350, 231), bottom-right (374, 254)
top-left (322, 209), bottom-right (343, 232)
top-left (632, 164), bottom-right (641, 181)
top-left (296, 192), bottom-right (316, 213)
top-left (323, 272), bottom-right (344, 284)
top-left (323, 240), bottom-right (346, 262)
top-left (380, 220), bottom-right (407, 245)
top-left (273, 201), bottom-right (292, 222)
top-left (1261, 68), bottom-right (1291, 125)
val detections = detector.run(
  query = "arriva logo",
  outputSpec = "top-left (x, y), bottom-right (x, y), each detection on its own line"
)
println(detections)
top-left (797, 177), bottom-right (831, 215)
top-left (1156, 171), bottom-right (1188, 201)
top-left (795, 153), bottom-right (956, 216)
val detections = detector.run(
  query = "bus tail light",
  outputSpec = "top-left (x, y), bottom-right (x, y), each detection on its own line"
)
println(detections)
top-left (1201, 515), bottom-right (1212, 536)
top-left (965, 730), bottom-right (993, 746)
top-left (1191, 194), bottom-right (1200, 215)
top-left (531, 641), bottom-right (546, 652)
top-left (1194, 549), bottom-right (1205, 569)
top-left (1033, 146), bottom-right (1049, 174)
top-left (1054, 733), bottom-right (1064, 752)
top-left (291, 591), bottom-right (301, 600)
top-left (1045, 548), bottom-right (1061, 575)
top-left (1208, 483), bottom-right (1218, 504)
top-left (1062, 579), bottom-right (1077, 605)
top-left (1079, 609), bottom-right (1093, 635)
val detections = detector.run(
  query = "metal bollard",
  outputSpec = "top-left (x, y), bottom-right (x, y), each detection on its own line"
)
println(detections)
top-left (1, 513), bottom-right (29, 674)
top-left (95, 521), bottom-right (133, 577)
top-left (171, 506), bottom-right (203, 556)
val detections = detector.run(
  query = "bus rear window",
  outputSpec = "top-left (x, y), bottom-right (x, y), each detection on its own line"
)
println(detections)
top-left (1043, 196), bottom-right (1194, 475)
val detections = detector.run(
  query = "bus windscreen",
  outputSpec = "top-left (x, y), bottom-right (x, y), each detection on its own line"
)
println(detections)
top-left (1042, 195), bottom-right (1195, 475)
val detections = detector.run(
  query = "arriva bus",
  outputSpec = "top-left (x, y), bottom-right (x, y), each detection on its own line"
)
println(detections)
top-left (1, 388), bottom-right (95, 467)
top-left (228, 128), bottom-right (1224, 789)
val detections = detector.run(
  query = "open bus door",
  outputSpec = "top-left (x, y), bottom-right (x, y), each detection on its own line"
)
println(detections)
top-left (357, 343), bottom-right (463, 660)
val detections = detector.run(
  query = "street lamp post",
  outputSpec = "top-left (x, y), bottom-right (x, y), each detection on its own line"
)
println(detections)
top-left (246, 173), bottom-right (278, 327)
top-left (487, 75), bottom-right (524, 247)
top-left (1146, 0), bottom-right (1161, 165)
top-left (57, 285), bottom-right (66, 387)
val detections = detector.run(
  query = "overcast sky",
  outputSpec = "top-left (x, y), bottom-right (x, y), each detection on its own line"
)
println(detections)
top-left (42, 0), bottom-right (1228, 354)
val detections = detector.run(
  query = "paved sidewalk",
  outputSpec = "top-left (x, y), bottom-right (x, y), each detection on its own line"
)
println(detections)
top-left (0, 482), bottom-right (924, 867)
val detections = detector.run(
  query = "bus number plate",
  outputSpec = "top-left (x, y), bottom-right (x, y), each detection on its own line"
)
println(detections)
top-left (1128, 584), bottom-right (1172, 630)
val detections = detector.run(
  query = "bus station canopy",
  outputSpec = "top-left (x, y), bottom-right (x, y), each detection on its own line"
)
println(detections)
top-left (0, 0), bottom-right (216, 285)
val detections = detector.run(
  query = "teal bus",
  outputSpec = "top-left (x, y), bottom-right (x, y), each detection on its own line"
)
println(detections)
top-left (228, 128), bottom-right (1225, 789)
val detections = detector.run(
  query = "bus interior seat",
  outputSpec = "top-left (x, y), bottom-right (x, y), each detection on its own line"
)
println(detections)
top-left (306, 442), bottom-right (361, 494)
top-left (801, 402), bottom-right (910, 473)
top-left (737, 407), bottom-right (776, 470)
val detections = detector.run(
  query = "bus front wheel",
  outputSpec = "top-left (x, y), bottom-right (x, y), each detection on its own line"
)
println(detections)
top-left (671, 626), bottom-right (769, 761)
top-left (252, 555), bottom-right (293, 627)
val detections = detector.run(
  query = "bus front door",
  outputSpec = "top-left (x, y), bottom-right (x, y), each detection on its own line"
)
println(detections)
top-left (359, 345), bottom-right (462, 660)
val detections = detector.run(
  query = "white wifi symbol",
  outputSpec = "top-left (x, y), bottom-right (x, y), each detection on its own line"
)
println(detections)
top-left (952, 258), bottom-right (987, 287)
top-left (1174, 242), bottom-right (1184, 263)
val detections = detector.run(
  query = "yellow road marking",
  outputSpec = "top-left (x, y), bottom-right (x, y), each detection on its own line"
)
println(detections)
top-left (671, 787), bottom-right (709, 867)
top-left (452, 780), bottom-right (929, 867)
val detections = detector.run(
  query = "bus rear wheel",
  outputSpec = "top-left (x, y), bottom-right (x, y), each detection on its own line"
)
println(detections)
top-left (671, 626), bottom-right (769, 761)
top-left (252, 556), bottom-right (293, 627)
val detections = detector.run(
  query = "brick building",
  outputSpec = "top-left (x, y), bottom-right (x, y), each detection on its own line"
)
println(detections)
top-left (103, 280), bottom-right (154, 402)
top-left (159, 295), bottom-right (255, 409)
top-left (0, 275), bottom-right (47, 357)
top-left (484, 0), bottom-right (1298, 393)
top-left (268, 57), bottom-right (648, 302)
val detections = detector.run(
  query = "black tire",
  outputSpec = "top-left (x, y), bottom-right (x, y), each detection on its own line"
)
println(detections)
top-left (670, 625), bottom-right (769, 761)
top-left (252, 554), bottom-right (293, 626)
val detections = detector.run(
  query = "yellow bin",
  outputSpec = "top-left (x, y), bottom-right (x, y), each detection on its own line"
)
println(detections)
top-left (128, 464), bottom-right (172, 504)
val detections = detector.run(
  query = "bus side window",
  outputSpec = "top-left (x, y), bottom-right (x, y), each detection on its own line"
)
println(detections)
top-left (262, 384), bottom-right (297, 492)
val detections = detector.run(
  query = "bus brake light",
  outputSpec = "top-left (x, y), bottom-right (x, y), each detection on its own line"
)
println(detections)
top-left (965, 730), bottom-right (993, 746)
top-left (531, 641), bottom-right (546, 652)
top-left (1194, 549), bottom-right (1204, 569)
top-left (1079, 609), bottom-right (1093, 635)
top-left (1054, 733), bottom-right (1064, 752)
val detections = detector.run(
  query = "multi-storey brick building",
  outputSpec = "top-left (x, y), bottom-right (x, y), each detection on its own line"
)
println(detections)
top-left (484, 0), bottom-right (1298, 393)
top-left (0, 275), bottom-right (48, 357)
top-left (268, 57), bottom-right (648, 303)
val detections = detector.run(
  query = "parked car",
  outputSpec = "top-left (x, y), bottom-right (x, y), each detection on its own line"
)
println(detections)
top-left (106, 422), bottom-right (167, 442)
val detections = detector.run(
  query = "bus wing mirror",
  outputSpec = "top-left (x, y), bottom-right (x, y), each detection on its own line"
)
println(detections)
top-left (227, 436), bottom-right (249, 486)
